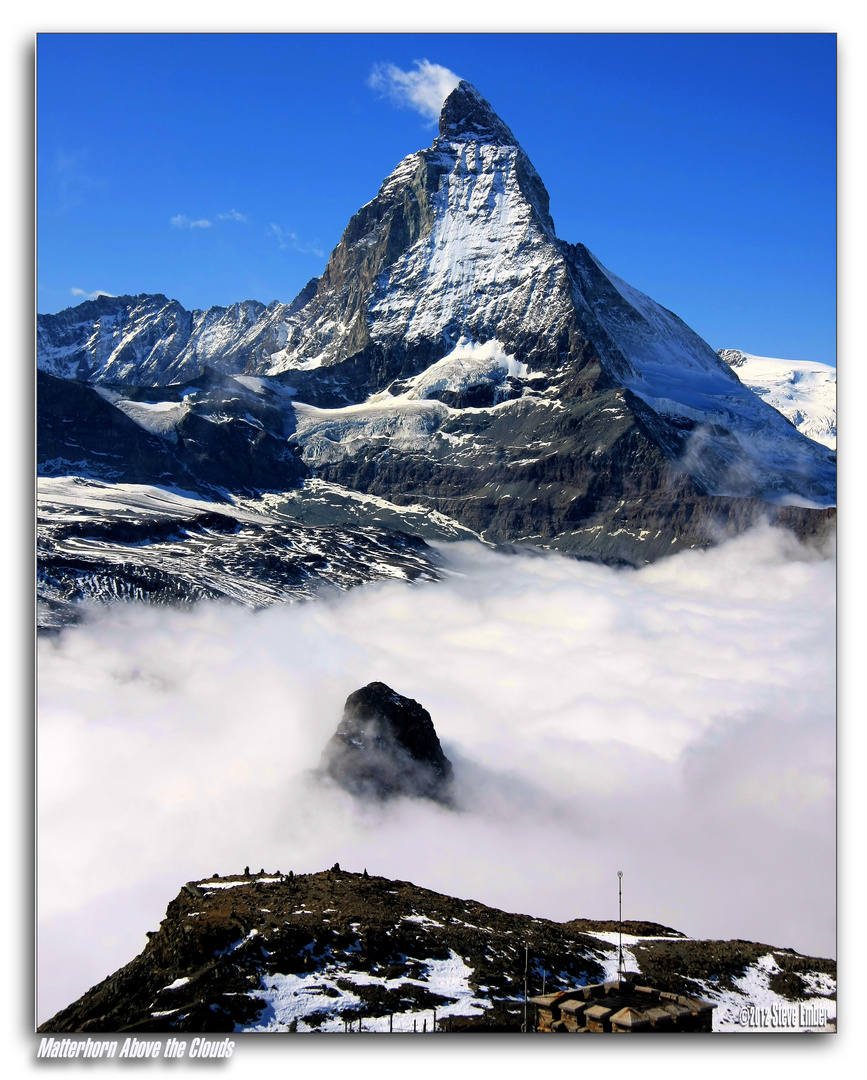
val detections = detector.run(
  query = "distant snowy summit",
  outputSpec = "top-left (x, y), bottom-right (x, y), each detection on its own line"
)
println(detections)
top-left (719, 350), bottom-right (836, 450)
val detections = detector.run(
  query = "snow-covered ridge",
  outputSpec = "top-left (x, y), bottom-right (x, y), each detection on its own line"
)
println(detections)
top-left (396, 338), bottom-right (531, 400)
top-left (364, 141), bottom-right (567, 352)
top-left (719, 350), bottom-right (836, 449)
top-left (36, 475), bottom-right (448, 629)
top-left (111, 398), bottom-right (191, 443)
top-left (37, 294), bottom-right (270, 386)
top-left (289, 338), bottom-right (533, 466)
top-left (37, 475), bottom-right (271, 525)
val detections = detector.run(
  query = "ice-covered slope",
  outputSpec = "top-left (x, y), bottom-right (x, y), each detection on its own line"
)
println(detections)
top-left (719, 350), bottom-right (836, 449)
top-left (37, 476), bottom-right (449, 630)
top-left (558, 247), bottom-right (836, 497)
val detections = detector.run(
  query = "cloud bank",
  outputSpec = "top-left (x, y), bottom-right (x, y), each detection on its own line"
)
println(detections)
top-left (36, 525), bottom-right (835, 1023)
top-left (368, 59), bottom-right (462, 121)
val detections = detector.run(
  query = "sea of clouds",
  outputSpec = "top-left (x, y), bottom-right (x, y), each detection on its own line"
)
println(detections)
top-left (37, 524), bottom-right (835, 1023)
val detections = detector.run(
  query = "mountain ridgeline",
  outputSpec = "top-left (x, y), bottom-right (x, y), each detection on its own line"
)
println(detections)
top-left (37, 866), bottom-right (836, 1034)
top-left (37, 81), bottom-right (836, 623)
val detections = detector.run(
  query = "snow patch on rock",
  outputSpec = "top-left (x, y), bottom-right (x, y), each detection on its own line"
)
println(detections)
top-left (402, 337), bottom-right (530, 400)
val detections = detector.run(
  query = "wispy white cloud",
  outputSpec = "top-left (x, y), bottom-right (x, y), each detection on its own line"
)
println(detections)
top-left (50, 149), bottom-right (102, 214)
top-left (217, 209), bottom-right (250, 223)
top-left (70, 288), bottom-right (115, 300)
top-left (169, 210), bottom-right (249, 230)
top-left (170, 214), bottom-right (213, 229)
top-left (368, 59), bottom-right (462, 121)
top-left (269, 223), bottom-right (325, 259)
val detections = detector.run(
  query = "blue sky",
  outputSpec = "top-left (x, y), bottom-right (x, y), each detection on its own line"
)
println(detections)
top-left (37, 32), bottom-right (836, 364)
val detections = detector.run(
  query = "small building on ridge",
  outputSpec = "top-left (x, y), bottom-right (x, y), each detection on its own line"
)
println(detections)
top-left (530, 978), bottom-right (715, 1032)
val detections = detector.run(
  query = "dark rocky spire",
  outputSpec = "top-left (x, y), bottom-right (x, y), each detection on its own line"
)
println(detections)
top-left (320, 682), bottom-right (454, 803)
top-left (438, 80), bottom-right (519, 146)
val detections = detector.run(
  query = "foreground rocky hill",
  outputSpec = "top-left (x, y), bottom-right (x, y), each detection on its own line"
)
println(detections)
top-left (38, 867), bottom-right (836, 1034)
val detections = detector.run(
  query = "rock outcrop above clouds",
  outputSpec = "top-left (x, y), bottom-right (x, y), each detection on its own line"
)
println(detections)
top-left (320, 682), bottom-right (454, 803)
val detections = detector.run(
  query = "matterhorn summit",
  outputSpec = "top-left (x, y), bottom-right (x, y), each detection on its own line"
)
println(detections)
top-left (257, 80), bottom-right (567, 378)
top-left (37, 81), bottom-right (835, 623)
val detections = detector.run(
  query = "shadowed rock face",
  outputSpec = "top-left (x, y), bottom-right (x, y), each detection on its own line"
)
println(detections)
top-left (321, 682), bottom-right (453, 803)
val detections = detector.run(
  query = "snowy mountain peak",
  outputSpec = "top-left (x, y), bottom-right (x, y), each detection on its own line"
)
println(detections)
top-left (437, 82), bottom-right (555, 239)
top-left (37, 84), bottom-right (836, 564)
top-left (438, 80), bottom-right (520, 147)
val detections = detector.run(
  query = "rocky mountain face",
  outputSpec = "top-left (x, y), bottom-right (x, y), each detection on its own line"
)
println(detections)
top-left (320, 683), bottom-right (454, 803)
top-left (37, 477), bottom-right (444, 631)
top-left (36, 82), bottom-right (836, 624)
top-left (37, 867), bottom-right (836, 1034)
top-left (37, 294), bottom-right (273, 386)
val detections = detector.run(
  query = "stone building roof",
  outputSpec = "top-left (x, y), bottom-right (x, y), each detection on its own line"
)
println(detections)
top-left (530, 978), bottom-right (715, 1033)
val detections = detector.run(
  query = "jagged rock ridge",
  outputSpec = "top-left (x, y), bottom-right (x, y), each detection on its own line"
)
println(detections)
top-left (320, 682), bottom-right (454, 802)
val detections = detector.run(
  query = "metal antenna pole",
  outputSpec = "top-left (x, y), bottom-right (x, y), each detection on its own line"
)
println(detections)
top-left (523, 944), bottom-right (528, 1032)
top-left (618, 870), bottom-right (624, 996)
